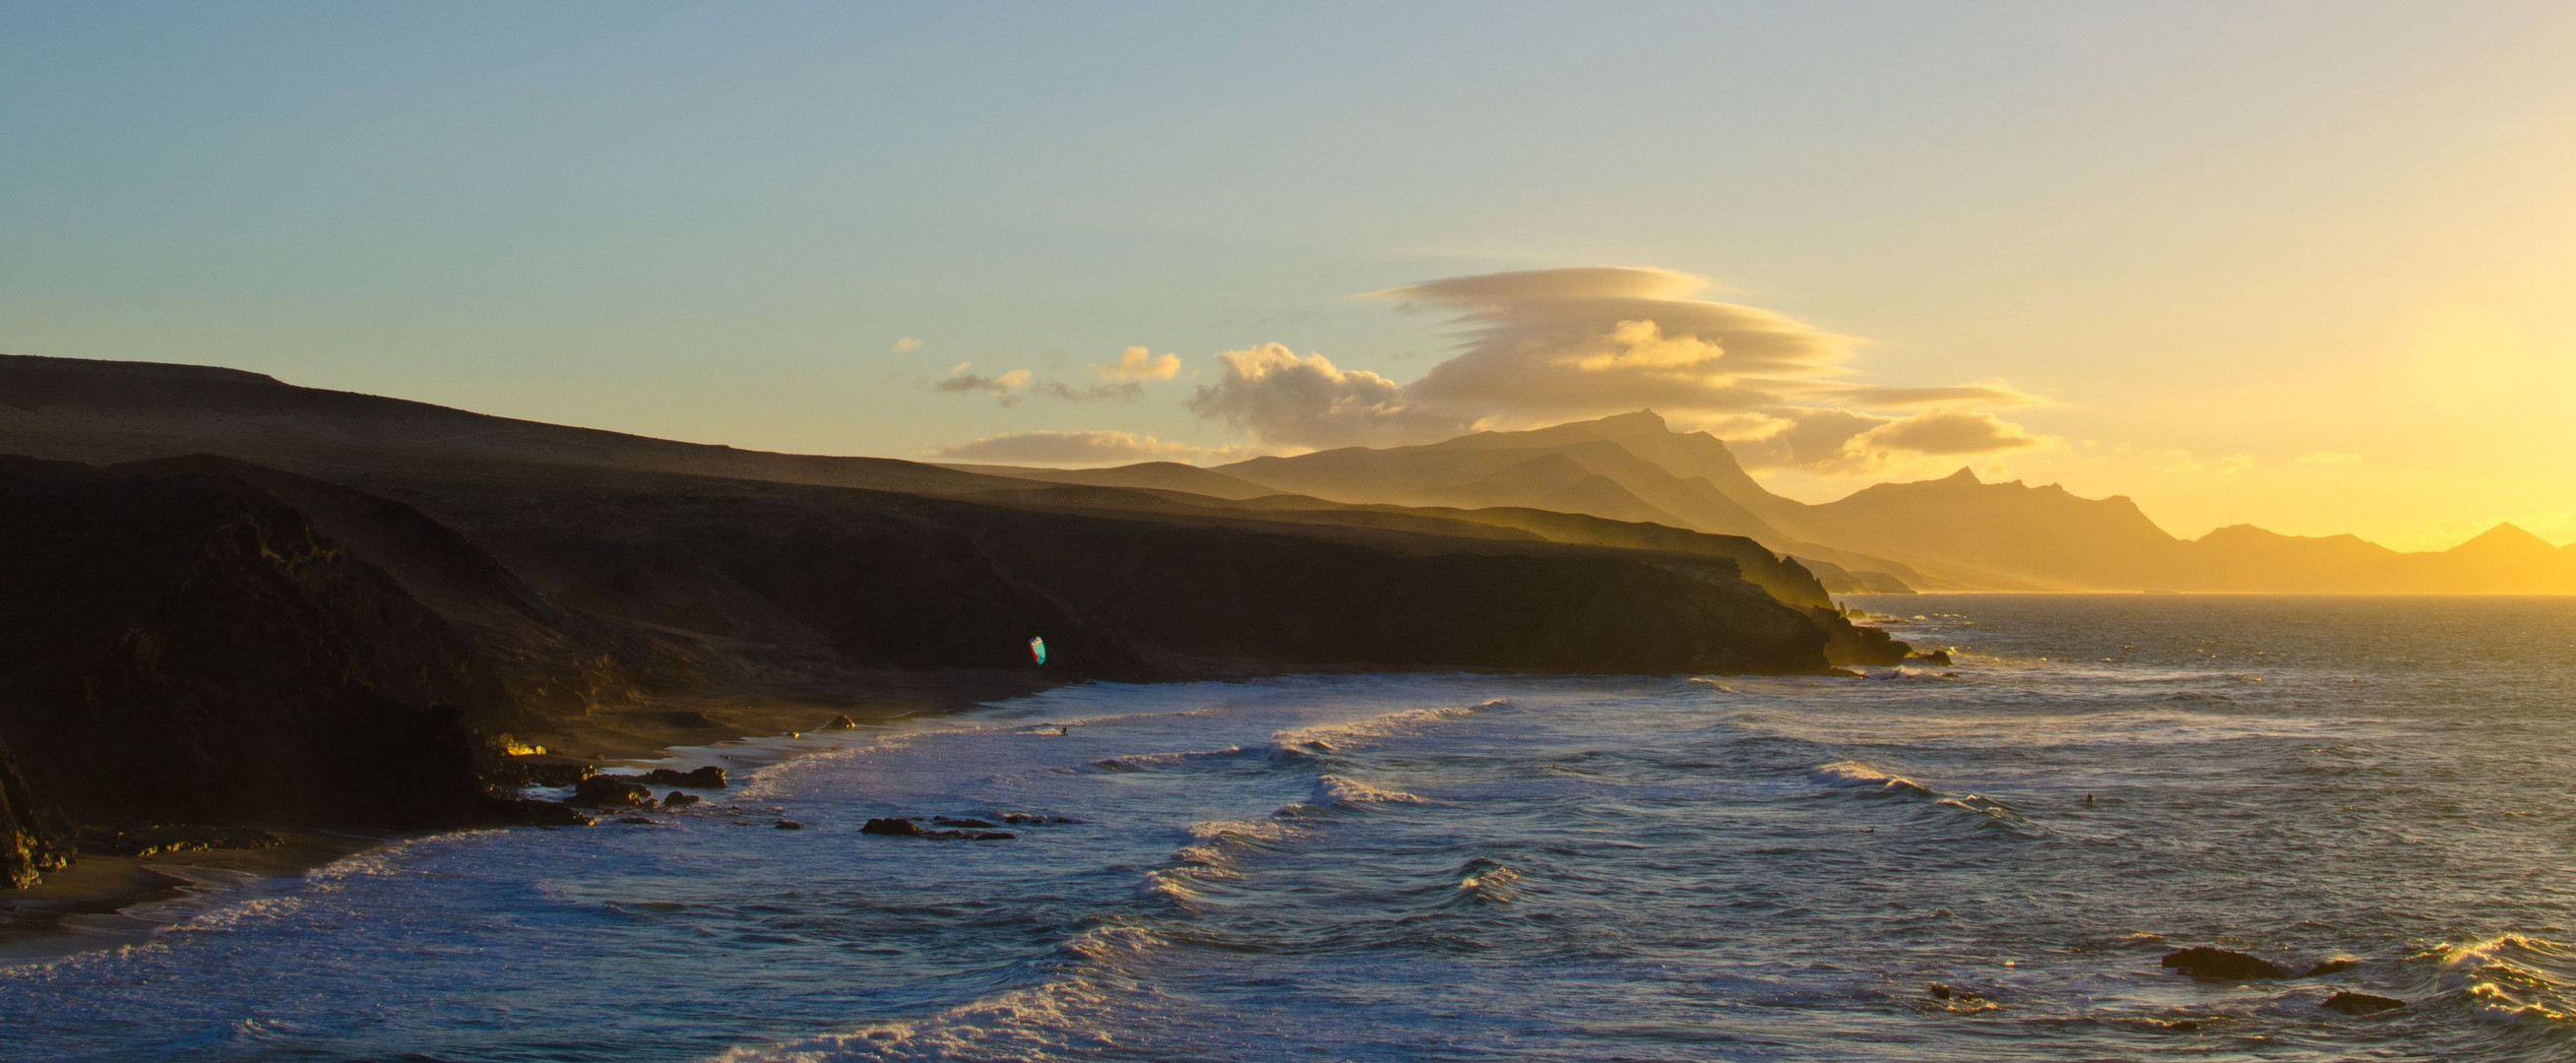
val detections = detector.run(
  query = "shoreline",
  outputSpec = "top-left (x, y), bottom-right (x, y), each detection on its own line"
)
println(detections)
top-left (0, 657), bottom-right (1895, 966)
top-left (0, 679), bottom-right (1016, 966)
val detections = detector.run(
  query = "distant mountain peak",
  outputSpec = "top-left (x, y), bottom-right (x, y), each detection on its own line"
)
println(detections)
top-left (1596, 409), bottom-right (1669, 429)
top-left (1942, 467), bottom-right (1979, 484)
top-left (2450, 522), bottom-right (2554, 556)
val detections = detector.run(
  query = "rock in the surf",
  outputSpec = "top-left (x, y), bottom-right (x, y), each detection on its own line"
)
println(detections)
top-left (641, 766), bottom-right (726, 788)
top-left (473, 796), bottom-right (594, 826)
top-left (774, 820), bottom-right (803, 830)
top-left (2319, 991), bottom-right (2405, 1016)
top-left (661, 791), bottom-right (701, 808)
top-left (861, 816), bottom-right (1012, 840)
top-left (2162, 947), bottom-right (2289, 980)
top-left (823, 715), bottom-right (859, 730)
top-left (568, 777), bottom-right (655, 808)
top-left (2298, 958), bottom-right (2358, 978)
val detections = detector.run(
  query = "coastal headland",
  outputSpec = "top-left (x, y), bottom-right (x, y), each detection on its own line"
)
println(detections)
top-left (0, 353), bottom-right (1904, 919)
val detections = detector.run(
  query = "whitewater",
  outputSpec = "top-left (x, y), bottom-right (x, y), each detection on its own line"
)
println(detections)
top-left (3, 594), bottom-right (2571, 1061)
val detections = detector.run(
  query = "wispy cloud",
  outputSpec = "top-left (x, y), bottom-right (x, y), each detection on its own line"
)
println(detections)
top-left (893, 336), bottom-right (924, 352)
top-left (1098, 345), bottom-right (1181, 381)
top-left (1728, 406), bottom-right (2052, 474)
top-left (932, 361), bottom-right (1033, 406)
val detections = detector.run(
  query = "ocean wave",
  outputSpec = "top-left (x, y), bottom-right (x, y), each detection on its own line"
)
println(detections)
top-left (1445, 857), bottom-right (1522, 907)
top-left (1077, 746), bottom-right (1254, 774)
top-left (1311, 774), bottom-right (1425, 806)
top-left (1269, 700), bottom-right (1501, 756)
top-left (1809, 761), bottom-right (1934, 797)
top-left (2428, 934), bottom-right (2574, 1025)
top-left (715, 925), bottom-right (1174, 1062)
top-left (1809, 761), bottom-right (2041, 835)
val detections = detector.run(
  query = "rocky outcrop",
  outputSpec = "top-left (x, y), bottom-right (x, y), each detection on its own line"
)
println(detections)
top-left (861, 817), bottom-right (1013, 841)
top-left (2162, 947), bottom-right (2290, 980)
top-left (639, 766), bottom-right (725, 788)
top-left (567, 777), bottom-right (654, 809)
top-left (0, 736), bottom-right (73, 888)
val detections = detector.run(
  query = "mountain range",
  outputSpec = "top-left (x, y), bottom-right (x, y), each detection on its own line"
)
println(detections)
top-left (952, 409), bottom-right (2576, 594)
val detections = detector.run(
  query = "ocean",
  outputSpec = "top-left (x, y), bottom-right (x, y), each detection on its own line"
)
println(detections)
top-left (2, 594), bottom-right (2570, 1062)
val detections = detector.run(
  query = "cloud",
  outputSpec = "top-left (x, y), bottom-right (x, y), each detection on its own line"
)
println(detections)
top-left (1853, 407), bottom-right (2045, 456)
top-left (1725, 406), bottom-right (2050, 473)
top-left (932, 361), bottom-right (1033, 406)
top-left (1376, 268), bottom-right (1856, 421)
top-left (1177, 267), bottom-right (2043, 452)
top-left (1034, 379), bottom-right (1145, 403)
top-left (1098, 345), bottom-right (1181, 381)
top-left (2217, 454), bottom-right (2255, 475)
top-left (1186, 343), bottom-right (1469, 449)
top-left (893, 337), bottom-right (924, 352)
top-left (924, 429), bottom-right (1254, 467)
top-left (2296, 451), bottom-right (2362, 466)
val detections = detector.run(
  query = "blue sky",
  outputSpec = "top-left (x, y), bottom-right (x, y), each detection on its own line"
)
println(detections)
top-left (6, 2), bottom-right (2573, 546)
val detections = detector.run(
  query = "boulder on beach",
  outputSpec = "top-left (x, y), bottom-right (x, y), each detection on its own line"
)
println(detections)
top-left (2162, 947), bottom-right (2289, 981)
top-left (2320, 991), bottom-right (2405, 1016)
top-left (567, 777), bottom-right (655, 808)
top-left (1906, 650), bottom-right (1954, 666)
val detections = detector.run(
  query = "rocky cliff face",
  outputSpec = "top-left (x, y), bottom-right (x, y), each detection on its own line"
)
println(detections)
top-left (0, 457), bottom-right (509, 829)
top-left (0, 736), bottom-right (73, 889)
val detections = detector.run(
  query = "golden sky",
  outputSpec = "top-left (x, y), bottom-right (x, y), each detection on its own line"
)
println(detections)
top-left (5, 3), bottom-right (2571, 549)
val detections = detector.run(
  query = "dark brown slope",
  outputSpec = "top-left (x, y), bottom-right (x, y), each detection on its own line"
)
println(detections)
top-left (357, 467), bottom-right (1877, 678)
top-left (936, 461), bottom-right (1276, 500)
top-left (0, 457), bottom-right (515, 828)
top-left (0, 353), bottom-right (1009, 497)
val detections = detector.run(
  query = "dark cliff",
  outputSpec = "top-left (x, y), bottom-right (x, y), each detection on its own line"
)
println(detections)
top-left (0, 458), bottom-right (510, 828)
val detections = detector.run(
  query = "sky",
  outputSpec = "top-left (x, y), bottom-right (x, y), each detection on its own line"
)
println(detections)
top-left (5, 2), bottom-right (2573, 549)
